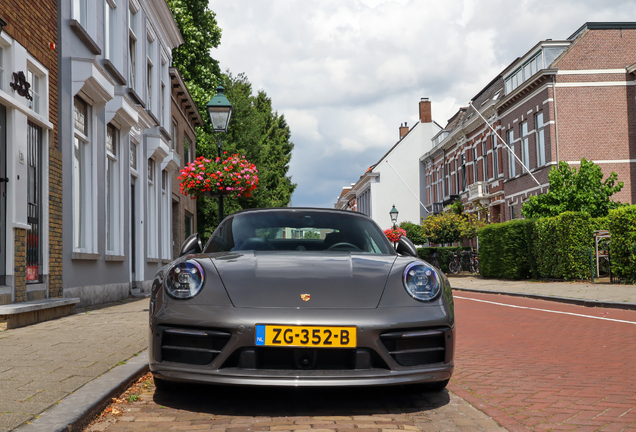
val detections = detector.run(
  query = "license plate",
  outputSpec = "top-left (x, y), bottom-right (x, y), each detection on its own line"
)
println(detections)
top-left (255, 325), bottom-right (357, 348)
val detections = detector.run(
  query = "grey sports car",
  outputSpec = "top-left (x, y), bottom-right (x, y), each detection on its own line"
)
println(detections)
top-left (149, 208), bottom-right (455, 389)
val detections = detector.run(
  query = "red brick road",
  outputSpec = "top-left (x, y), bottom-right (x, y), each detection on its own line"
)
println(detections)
top-left (449, 292), bottom-right (636, 431)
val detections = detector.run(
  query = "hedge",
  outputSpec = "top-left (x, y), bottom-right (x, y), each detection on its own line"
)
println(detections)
top-left (480, 212), bottom-right (612, 281)
top-left (479, 219), bottom-right (535, 279)
top-left (417, 246), bottom-right (471, 273)
top-left (608, 205), bottom-right (636, 282)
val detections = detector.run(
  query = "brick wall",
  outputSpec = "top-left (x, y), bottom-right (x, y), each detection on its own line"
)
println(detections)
top-left (2, 1), bottom-right (61, 299)
top-left (13, 228), bottom-right (26, 302)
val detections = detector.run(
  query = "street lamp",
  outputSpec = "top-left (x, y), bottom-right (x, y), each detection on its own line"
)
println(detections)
top-left (389, 205), bottom-right (399, 229)
top-left (206, 85), bottom-right (233, 224)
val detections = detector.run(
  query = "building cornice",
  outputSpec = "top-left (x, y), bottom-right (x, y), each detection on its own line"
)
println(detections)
top-left (141, 0), bottom-right (184, 50)
top-left (495, 69), bottom-right (557, 112)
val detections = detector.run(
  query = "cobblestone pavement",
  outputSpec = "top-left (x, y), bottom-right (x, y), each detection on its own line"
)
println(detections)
top-left (84, 373), bottom-right (506, 432)
top-left (450, 276), bottom-right (636, 305)
top-left (0, 298), bottom-right (150, 432)
top-left (449, 291), bottom-right (636, 431)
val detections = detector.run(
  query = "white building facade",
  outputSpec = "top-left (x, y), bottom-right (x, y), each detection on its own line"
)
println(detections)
top-left (60, 0), bottom-right (183, 306)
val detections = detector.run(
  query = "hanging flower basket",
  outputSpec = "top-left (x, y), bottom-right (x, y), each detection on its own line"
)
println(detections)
top-left (384, 227), bottom-right (407, 243)
top-left (178, 154), bottom-right (259, 200)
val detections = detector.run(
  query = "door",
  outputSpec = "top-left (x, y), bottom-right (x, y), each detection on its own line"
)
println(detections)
top-left (0, 105), bottom-right (6, 285)
top-left (130, 176), bottom-right (136, 283)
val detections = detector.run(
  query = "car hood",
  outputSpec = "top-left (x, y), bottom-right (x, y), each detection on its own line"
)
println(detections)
top-left (209, 251), bottom-right (397, 308)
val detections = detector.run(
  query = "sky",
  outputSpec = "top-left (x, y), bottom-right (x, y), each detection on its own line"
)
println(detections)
top-left (208, 0), bottom-right (635, 209)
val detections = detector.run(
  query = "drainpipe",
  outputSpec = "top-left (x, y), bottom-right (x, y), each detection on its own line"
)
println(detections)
top-left (552, 75), bottom-right (560, 163)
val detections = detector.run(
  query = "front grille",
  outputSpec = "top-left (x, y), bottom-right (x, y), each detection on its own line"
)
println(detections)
top-left (380, 328), bottom-right (451, 367)
top-left (221, 347), bottom-right (389, 370)
top-left (160, 328), bottom-right (231, 365)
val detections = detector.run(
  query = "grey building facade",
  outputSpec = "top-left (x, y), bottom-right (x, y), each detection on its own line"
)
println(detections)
top-left (59, 0), bottom-right (183, 307)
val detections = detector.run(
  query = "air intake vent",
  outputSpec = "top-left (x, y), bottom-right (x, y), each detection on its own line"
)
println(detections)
top-left (380, 328), bottom-right (451, 367)
top-left (160, 327), bottom-right (231, 365)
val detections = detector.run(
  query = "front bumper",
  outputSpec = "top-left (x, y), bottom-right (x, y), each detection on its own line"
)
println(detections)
top-left (149, 304), bottom-right (455, 387)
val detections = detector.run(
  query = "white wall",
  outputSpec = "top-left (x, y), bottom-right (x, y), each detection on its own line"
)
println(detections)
top-left (369, 121), bottom-right (439, 230)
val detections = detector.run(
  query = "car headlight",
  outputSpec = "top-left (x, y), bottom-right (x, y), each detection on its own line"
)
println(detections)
top-left (165, 260), bottom-right (205, 299)
top-left (403, 262), bottom-right (441, 302)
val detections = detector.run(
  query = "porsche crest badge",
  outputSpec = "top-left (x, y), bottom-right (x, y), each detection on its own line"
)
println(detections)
top-left (300, 294), bottom-right (311, 302)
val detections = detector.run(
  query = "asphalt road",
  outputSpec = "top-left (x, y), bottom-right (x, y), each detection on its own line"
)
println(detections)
top-left (83, 291), bottom-right (636, 431)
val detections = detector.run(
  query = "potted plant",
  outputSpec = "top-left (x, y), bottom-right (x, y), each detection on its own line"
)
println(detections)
top-left (178, 154), bottom-right (259, 199)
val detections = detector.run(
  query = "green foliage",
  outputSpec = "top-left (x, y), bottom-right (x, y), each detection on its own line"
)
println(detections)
top-left (533, 217), bottom-right (560, 278)
top-left (399, 221), bottom-right (426, 245)
top-left (168, 0), bottom-right (222, 123)
top-left (448, 199), bottom-right (463, 215)
top-left (421, 213), bottom-right (465, 245)
top-left (303, 231), bottom-right (321, 240)
top-left (478, 219), bottom-right (535, 279)
top-left (417, 247), bottom-right (471, 273)
top-left (522, 158), bottom-right (624, 219)
top-left (608, 205), bottom-right (636, 282)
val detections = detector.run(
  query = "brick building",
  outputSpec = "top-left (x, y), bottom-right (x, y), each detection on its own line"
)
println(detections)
top-left (0, 3), bottom-right (63, 313)
top-left (422, 22), bottom-right (636, 223)
top-left (169, 67), bottom-right (203, 258)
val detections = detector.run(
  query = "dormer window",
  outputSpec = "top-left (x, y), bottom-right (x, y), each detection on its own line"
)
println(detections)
top-left (504, 45), bottom-right (567, 95)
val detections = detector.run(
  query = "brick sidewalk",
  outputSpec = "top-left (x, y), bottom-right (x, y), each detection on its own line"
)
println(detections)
top-left (84, 373), bottom-right (506, 432)
top-left (450, 276), bottom-right (636, 305)
top-left (0, 298), bottom-right (149, 432)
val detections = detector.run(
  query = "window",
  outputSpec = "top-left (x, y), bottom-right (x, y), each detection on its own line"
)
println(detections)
top-left (27, 70), bottom-right (40, 114)
top-left (509, 205), bottom-right (516, 220)
top-left (492, 136), bottom-right (499, 178)
top-left (128, 7), bottom-right (137, 89)
top-left (161, 170), bottom-right (170, 259)
top-left (520, 121), bottom-right (529, 173)
top-left (147, 158), bottom-right (157, 258)
top-left (161, 82), bottom-right (165, 126)
top-left (106, 124), bottom-right (120, 254)
top-left (130, 141), bottom-right (137, 170)
top-left (105, 0), bottom-right (116, 60)
top-left (73, 96), bottom-right (93, 250)
top-left (536, 112), bottom-right (546, 167)
top-left (184, 136), bottom-right (191, 164)
top-left (507, 129), bottom-right (515, 178)
top-left (0, 47), bottom-right (4, 91)
top-left (73, 0), bottom-right (87, 27)
top-left (27, 121), bottom-right (42, 282)
top-left (473, 147), bottom-right (478, 183)
top-left (171, 119), bottom-right (178, 150)
top-left (482, 141), bottom-right (488, 181)
top-left (461, 154), bottom-right (466, 191)
top-left (444, 162), bottom-right (449, 196)
top-left (185, 211), bottom-right (193, 239)
top-left (147, 61), bottom-right (152, 109)
top-left (436, 168), bottom-right (441, 202)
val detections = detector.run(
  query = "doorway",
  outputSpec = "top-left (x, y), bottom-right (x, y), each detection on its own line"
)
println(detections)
top-left (0, 105), bottom-right (6, 285)
top-left (130, 176), bottom-right (136, 284)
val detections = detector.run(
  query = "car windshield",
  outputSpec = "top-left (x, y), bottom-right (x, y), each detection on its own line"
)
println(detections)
top-left (204, 210), bottom-right (395, 255)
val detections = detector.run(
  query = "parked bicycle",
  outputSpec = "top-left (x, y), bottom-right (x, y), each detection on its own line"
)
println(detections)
top-left (448, 250), bottom-right (479, 274)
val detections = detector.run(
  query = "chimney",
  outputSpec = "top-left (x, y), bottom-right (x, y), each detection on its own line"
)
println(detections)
top-left (419, 97), bottom-right (432, 123)
top-left (399, 122), bottom-right (409, 139)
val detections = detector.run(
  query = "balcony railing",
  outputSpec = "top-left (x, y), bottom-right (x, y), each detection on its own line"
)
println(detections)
top-left (468, 181), bottom-right (489, 201)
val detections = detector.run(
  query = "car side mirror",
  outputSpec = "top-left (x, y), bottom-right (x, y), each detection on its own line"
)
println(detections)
top-left (180, 233), bottom-right (203, 256)
top-left (396, 236), bottom-right (418, 257)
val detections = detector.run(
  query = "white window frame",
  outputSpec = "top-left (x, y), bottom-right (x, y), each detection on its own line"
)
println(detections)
top-left (147, 58), bottom-right (153, 110)
top-left (473, 146), bottom-right (478, 184)
top-left (147, 158), bottom-right (158, 258)
top-left (106, 123), bottom-right (122, 255)
top-left (161, 170), bottom-right (170, 259)
top-left (507, 129), bottom-right (516, 178)
top-left (492, 135), bottom-right (499, 178)
top-left (520, 121), bottom-right (529, 173)
top-left (73, 95), bottom-right (96, 252)
top-left (27, 69), bottom-right (41, 114)
top-left (0, 45), bottom-right (4, 91)
top-left (72, 0), bottom-right (88, 28)
top-left (128, 6), bottom-right (137, 90)
top-left (105, 0), bottom-right (117, 61)
top-left (536, 112), bottom-right (546, 167)
top-left (482, 141), bottom-right (488, 181)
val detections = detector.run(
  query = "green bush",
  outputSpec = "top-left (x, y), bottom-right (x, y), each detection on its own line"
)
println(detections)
top-left (478, 219), bottom-right (535, 279)
top-left (608, 205), bottom-right (636, 282)
top-left (417, 246), bottom-right (470, 273)
top-left (399, 221), bottom-right (426, 245)
top-left (533, 217), bottom-right (561, 278)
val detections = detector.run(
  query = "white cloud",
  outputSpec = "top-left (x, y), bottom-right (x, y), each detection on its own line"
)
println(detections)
top-left (209, 0), bottom-right (636, 208)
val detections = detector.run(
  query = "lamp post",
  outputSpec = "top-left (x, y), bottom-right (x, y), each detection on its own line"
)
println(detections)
top-left (206, 85), bottom-right (233, 224)
top-left (389, 205), bottom-right (399, 230)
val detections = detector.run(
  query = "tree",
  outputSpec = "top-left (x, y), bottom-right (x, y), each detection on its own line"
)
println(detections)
top-left (521, 158), bottom-right (624, 219)
top-left (399, 221), bottom-right (426, 245)
top-left (421, 213), bottom-right (466, 245)
top-left (168, 0), bottom-right (222, 121)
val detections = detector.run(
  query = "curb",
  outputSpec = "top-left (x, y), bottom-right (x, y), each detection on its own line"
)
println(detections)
top-left (15, 351), bottom-right (149, 432)
top-left (452, 287), bottom-right (636, 311)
